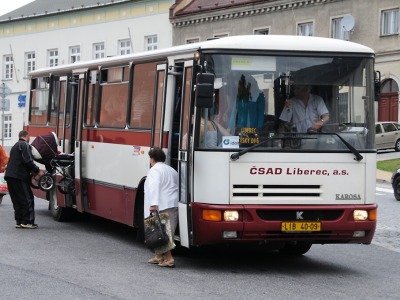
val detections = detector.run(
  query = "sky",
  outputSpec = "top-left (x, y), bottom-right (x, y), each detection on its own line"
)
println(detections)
top-left (0, 0), bottom-right (35, 16)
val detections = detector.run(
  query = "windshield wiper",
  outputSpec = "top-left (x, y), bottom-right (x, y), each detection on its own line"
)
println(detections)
top-left (328, 132), bottom-right (363, 161)
top-left (230, 132), bottom-right (363, 162)
top-left (231, 136), bottom-right (277, 161)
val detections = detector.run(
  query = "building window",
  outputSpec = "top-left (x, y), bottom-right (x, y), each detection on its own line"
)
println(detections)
top-left (213, 33), bottom-right (229, 38)
top-left (25, 52), bottom-right (36, 75)
top-left (3, 55), bottom-right (13, 79)
top-left (254, 28), bottom-right (269, 35)
top-left (298, 22), bottom-right (314, 36)
top-left (332, 18), bottom-right (345, 39)
top-left (145, 35), bottom-right (158, 51)
top-left (186, 37), bottom-right (200, 44)
top-left (70, 46), bottom-right (81, 63)
top-left (48, 49), bottom-right (58, 67)
top-left (3, 115), bottom-right (12, 139)
top-left (93, 42), bottom-right (105, 59)
top-left (381, 8), bottom-right (399, 36)
top-left (119, 39), bottom-right (131, 55)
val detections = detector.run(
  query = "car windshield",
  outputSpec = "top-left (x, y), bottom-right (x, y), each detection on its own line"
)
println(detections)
top-left (197, 53), bottom-right (375, 152)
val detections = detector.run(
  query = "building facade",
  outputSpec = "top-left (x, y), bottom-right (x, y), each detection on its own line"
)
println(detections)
top-left (0, 0), bottom-right (174, 146)
top-left (170, 0), bottom-right (400, 122)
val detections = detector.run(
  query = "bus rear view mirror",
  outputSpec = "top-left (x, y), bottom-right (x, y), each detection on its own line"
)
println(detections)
top-left (195, 73), bottom-right (214, 108)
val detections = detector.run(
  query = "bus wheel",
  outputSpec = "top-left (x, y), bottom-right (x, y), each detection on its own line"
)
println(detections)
top-left (279, 242), bottom-right (312, 255)
top-left (49, 189), bottom-right (74, 222)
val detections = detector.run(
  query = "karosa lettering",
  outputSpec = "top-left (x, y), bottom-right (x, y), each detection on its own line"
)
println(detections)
top-left (249, 167), bottom-right (329, 175)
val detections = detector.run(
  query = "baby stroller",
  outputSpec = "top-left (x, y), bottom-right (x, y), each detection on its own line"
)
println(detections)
top-left (36, 154), bottom-right (75, 195)
top-left (30, 132), bottom-right (75, 195)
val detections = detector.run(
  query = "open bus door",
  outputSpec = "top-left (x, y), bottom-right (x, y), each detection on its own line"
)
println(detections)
top-left (176, 61), bottom-right (194, 248)
top-left (72, 72), bottom-right (87, 213)
top-left (55, 74), bottom-right (79, 211)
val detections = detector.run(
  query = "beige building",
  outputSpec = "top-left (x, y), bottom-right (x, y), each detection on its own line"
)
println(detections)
top-left (0, 0), bottom-right (174, 146)
top-left (170, 0), bottom-right (400, 122)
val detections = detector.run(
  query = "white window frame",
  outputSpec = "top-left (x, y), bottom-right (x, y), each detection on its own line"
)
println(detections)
top-left (69, 46), bottom-right (81, 63)
top-left (3, 55), bottom-right (13, 80)
top-left (381, 8), bottom-right (399, 36)
top-left (25, 52), bottom-right (36, 75)
top-left (48, 49), bottom-right (58, 67)
top-left (118, 39), bottom-right (131, 55)
top-left (145, 35), bottom-right (158, 51)
top-left (253, 27), bottom-right (270, 35)
top-left (297, 21), bottom-right (314, 36)
top-left (3, 115), bottom-right (12, 139)
top-left (186, 37), bottom-right (200, 44)
top-left (93, 42), bottom-right (105, 59)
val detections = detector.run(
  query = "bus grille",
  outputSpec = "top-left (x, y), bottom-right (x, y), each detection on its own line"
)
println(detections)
top-left (256, 209), bottom-right (343, 221)
top-left (232, 184), bottom-right (322, 201)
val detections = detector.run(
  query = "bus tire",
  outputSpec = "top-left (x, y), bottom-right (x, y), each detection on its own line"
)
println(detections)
top-left (279, 242), bottom-right (312, 255)
top-left (134, 188), bottom-right (145, 242)
top-left (49, 189), bottom-right (74, 222)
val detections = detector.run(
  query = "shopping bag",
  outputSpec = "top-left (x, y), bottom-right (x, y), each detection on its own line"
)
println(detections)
top-left (0, 173), bottom-right (8, 194)
top-left (144, 210), bottom-right (169, 249)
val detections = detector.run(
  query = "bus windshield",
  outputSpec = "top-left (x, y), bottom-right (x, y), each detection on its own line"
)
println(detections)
top-left (198, 53), bottom-right (375, 152)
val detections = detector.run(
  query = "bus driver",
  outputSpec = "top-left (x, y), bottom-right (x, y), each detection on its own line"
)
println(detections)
top-left (279, 85), bottom-right (329, 133)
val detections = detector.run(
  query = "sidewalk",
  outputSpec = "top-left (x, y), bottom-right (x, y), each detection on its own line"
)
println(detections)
top-left (376, 169), bottom-right (393, 184)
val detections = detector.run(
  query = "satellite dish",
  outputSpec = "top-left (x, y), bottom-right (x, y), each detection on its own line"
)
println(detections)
top-left (341, 15), bottom-right (355, 31)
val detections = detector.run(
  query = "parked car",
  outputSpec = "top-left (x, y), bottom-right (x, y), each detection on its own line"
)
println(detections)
top-left (391, 169), bottom-right (400, 201)
top-left (375, 122), bottom-right (400, 151)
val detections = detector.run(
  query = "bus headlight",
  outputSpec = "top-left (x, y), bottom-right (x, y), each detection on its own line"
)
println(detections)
top-left (224, 210), bottom-right (239, 221)
top-left (353, 210), bottom-right (368, 221)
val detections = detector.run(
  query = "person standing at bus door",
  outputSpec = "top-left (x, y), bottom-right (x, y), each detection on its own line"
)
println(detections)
top-left (5, 130), bottom-right (45, 229)
top-left (279, 85), bottom-right (329, 133)
top-left (144, 147), bottom-right (179, 268)
top-left (0, 145), bottom-right (9, 204)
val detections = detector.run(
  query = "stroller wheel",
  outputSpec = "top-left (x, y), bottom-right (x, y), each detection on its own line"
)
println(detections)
top-left (58, 178), bottom-right (74, 195)
top-left (39, 174), bottom-right (55, 191)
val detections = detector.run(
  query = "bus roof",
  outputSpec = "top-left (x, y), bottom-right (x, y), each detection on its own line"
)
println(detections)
top-left (29, 35), bottom-right (374, 77)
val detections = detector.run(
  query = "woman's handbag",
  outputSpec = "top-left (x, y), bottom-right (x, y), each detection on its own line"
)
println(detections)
top-left (144, 210), bottom-right (169, 249)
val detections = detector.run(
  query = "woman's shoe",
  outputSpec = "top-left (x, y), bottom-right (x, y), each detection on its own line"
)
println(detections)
top-left (148, 256), bottom-right (163, 264)
top-left (158, 259), bottom-right (175, 268)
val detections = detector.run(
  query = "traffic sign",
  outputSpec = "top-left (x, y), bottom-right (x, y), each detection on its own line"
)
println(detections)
top-left (0, 83), bottom-right (11, 98)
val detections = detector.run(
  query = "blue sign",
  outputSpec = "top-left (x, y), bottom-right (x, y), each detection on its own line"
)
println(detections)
top-left (18, 95), bottom-right (26, 107)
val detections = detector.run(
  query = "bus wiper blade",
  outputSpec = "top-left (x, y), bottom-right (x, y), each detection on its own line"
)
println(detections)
top-left (324, 132), bottom-right (363, 161)
top-left (231, 136), bottom-right (275, 161)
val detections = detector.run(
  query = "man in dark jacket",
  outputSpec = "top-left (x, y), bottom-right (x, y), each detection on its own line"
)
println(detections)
top-left (5, 130), bottom-right (44, 229)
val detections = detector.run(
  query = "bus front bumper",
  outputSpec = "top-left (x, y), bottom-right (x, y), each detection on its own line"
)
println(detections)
top-left (191, 203), bottom-right (377, 247)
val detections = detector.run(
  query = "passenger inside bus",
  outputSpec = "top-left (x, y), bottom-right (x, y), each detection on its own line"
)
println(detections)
top-left (227, 74), bottom-right (265, 135)
top-left (279, 85), bottom-right (329, 133)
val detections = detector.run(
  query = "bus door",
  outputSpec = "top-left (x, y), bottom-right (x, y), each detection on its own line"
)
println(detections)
top-left (176, 60), bottom-right (194, 248)
top-left (55, 74), bottom-right (79, 208)
top-left (72, 72), bottom-right (87, 213)
top-left (151, 64), bottom-right (167, 148)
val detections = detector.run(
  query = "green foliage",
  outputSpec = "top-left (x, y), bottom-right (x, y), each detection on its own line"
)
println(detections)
top-left (377, 159), bottom-right (400, 173)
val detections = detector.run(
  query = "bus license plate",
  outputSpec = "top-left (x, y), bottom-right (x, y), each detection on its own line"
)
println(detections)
top-left (281, 222), bottom-right (321, 232)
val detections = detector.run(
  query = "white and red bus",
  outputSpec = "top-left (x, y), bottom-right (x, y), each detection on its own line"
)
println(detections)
top-left (27, 35), bottom-right (378, 254)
